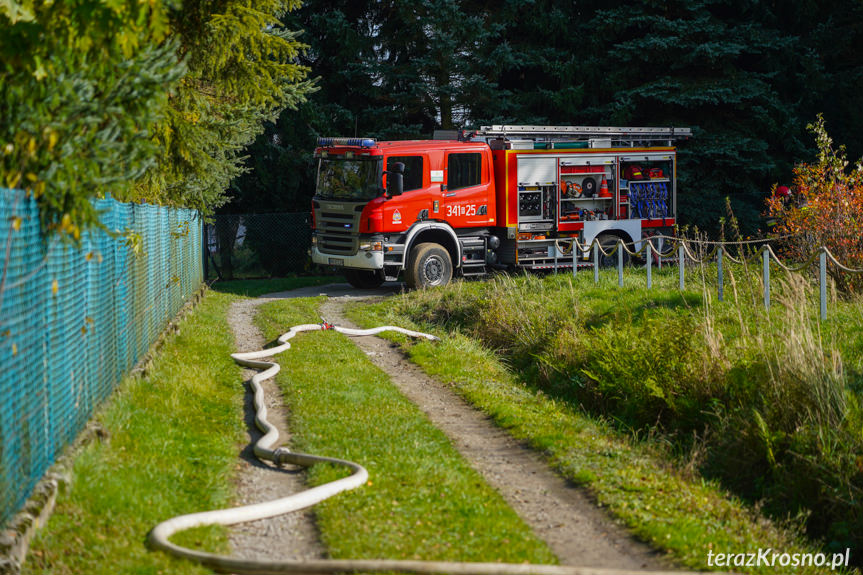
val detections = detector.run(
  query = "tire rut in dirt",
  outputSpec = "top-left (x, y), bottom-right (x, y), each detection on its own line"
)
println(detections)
top-left (226, 297), bottom-right (324, 561)
top-left (320, 296), bottom-right (674, 571)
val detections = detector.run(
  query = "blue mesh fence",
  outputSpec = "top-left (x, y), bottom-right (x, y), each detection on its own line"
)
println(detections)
top-left (0, 189), bottom-right (203, 528)
top-left (205, 213), bottom-right (313, 280)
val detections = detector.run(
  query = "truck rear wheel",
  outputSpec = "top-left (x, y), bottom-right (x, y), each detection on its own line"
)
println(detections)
top-left (596, 234), bottom-right (629, 267)
top-left (344, 268), bottom-right (385, 289)
top-left (406, 243), bottom-right (452, 289)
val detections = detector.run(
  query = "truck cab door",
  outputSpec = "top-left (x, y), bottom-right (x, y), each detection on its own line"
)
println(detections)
top-left (443, 151), bottom-right (494, 227)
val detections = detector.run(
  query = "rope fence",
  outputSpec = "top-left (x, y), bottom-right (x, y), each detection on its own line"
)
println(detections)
top-left (554, 235), bottom-right (863, 319)
top-left (0, 188), bottom-right (203, 529)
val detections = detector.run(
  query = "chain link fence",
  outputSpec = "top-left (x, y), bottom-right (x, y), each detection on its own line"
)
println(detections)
top-left (0, 188), bottom-right (202, 528)
top-left (205, 213), bottom-right (313, 280)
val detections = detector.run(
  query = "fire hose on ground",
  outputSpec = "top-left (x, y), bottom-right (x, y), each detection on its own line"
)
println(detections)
top-left (147, 321), bottom-right (710, 575)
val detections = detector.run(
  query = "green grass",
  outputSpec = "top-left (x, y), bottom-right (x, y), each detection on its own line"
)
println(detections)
top-left (26, 271), bottom-right (859, 573)
top-left (255, 296), bottom-right (557, 564)
top-left (23, 289), bottom-right (244, 574)
top-left (210, 275), bottom-right (335, 297)
top-left (347, 267), bottom-right (862, 574)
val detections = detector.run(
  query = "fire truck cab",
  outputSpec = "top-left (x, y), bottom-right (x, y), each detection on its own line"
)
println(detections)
top-left (310, 126), bottom-right (690, 289)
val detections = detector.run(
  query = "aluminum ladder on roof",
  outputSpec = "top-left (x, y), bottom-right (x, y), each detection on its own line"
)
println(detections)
top-left (471, 125), bottom-right (691, 146)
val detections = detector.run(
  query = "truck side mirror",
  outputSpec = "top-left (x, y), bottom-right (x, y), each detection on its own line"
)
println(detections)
top-left (385, 162), bottom-right (404, 197)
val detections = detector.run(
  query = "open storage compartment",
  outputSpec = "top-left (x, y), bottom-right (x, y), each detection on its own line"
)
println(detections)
top-left (620, 154), bottom-right (675, 220)
top-left (558, 157), bottom-right (616, 226)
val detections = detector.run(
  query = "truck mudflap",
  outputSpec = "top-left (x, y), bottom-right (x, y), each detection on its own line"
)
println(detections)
top-left (311, 246), bottom-right (384, 271)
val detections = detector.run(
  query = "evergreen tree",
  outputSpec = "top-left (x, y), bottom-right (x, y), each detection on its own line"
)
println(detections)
top-left (223, 1), bottom-right (382, 214)
top-left (797, 0), bottom-right (863, 160)
top-left (229, 0), bottom-right (501, 212)
top-left (0, 1), bottom-right (181, 236)
top-left (577, 0), bottom-right (813, 232)
top-left (370, 0), bottom-right (497, 136)
top-left (1, 0), bottom-right (315, 237)
top-left (466, 0), bottom-right (590, 126)
top-left (134, 0), bottom-right (315, 214)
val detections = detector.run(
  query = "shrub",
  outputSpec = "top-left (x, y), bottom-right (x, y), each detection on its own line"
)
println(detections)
top-left (767, 115), bottom-right (863, 293)
top-left (0, 0), bottom-right (313, 238)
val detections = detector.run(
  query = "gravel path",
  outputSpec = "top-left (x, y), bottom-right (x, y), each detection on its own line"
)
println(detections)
top-left (225, 283), bottom-right (399, 561)
top-left (226, 282), bottom-right (673, 571)
top-left (226, 295), bottom-right (324, 561)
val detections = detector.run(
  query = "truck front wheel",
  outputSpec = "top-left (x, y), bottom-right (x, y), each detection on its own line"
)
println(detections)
top-left (344, 268), bottom-right (385, 289)
top-left (406, 243), bottom-right (452, 289)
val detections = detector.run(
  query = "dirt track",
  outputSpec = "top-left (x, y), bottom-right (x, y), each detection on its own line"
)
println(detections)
top-left (226, 295), bottom-right (324, 561)
top-left (226, 283), bottom-right (672, 570)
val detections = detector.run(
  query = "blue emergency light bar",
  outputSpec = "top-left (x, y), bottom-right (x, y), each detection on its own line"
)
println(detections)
top-left (317, 137), bottom-right (377, 148)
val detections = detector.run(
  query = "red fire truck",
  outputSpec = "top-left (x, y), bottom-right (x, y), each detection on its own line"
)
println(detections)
top-left (310, 125), bottom-right (691, 289)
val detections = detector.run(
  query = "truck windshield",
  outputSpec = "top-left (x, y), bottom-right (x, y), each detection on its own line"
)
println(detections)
top-left (316, 156), bottom-right (382, 201)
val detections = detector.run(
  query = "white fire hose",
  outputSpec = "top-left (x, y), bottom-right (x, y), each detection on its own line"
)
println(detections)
top-left (147, 321), bottom-right (703, 575)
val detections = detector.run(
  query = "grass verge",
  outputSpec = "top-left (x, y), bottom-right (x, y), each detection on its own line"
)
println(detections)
top-left (23, 289), bottom-right (243, 574)
top-left (347, 269), bottom-right (860, 575)
top-left (22, 278), bottom-right (332, 574)
top-left (255, 296), bottom-right (557, 564)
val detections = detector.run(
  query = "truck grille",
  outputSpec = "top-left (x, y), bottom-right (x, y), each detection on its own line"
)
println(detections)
top-left (316, 204), bottom-right (362, 255)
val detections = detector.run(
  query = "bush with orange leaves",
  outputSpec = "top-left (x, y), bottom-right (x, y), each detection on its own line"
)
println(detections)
top-left (767, 115), bottom-right (863, 293)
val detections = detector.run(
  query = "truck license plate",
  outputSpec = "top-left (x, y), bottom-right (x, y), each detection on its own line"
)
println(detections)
top-left (328, 258), bottom-right (344, 266)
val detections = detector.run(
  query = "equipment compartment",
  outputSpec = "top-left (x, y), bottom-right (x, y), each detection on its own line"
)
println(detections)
top-left (619, 153), bottom-right (675, 221)
top-left (518, 184), bottom-right (555, 223)
top-left (558, 159), bottom-right (616, 223)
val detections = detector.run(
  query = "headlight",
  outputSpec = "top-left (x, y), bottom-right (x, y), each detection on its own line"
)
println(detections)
top-left (359, 241), bottom-right (383, 252)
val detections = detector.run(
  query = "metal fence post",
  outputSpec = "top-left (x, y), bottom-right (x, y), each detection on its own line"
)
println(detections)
top-left (594, 241), bottom-right (599, 284)
top-left (763, 248), bottom-right (770, 310)
top-left (717, 246), bottom-right (724, 302)
top-left (646, 241), bottom-right (652, 289)
top-left (820, 249), bottom-right (827, 320)
top-left (618, 240), bottom-right (624, 287)
top-left (553, 242), bottom-right (558, 274)
top-left (202, 219), bottom-right (209, 280)
top-left (572, 239), bottom-right (577, 277)
top-left (678, 244), bottom-right (685, 291)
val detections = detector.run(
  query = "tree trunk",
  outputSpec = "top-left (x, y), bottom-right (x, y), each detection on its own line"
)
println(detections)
top-left (215, 215), bottom-right (239, 280)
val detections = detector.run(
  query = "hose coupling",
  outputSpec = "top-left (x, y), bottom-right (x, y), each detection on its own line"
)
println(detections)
top-left (273, 447), bottom-right (294, 465)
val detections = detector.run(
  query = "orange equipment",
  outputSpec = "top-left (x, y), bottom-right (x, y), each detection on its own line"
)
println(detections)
top-left (598, 176), bottom-right (612, 198)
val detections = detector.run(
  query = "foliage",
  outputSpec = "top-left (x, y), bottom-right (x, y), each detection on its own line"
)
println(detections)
top-left (0, 0), bottom-right (314, 239)
top-left (233, 0), bottom-right (863, 238)
top-left (576, 0), bottom-right (815, 233)
top-left (380, 270), bottom-right (863, 564)
top-left (767, 115), bottom-right (863, 293)
top-left (224, 0), bottom-right (501, 214)
top-left (133, 0), bottom-right (316, 214)
top-left (0, 0), bottom-right (181, 236)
